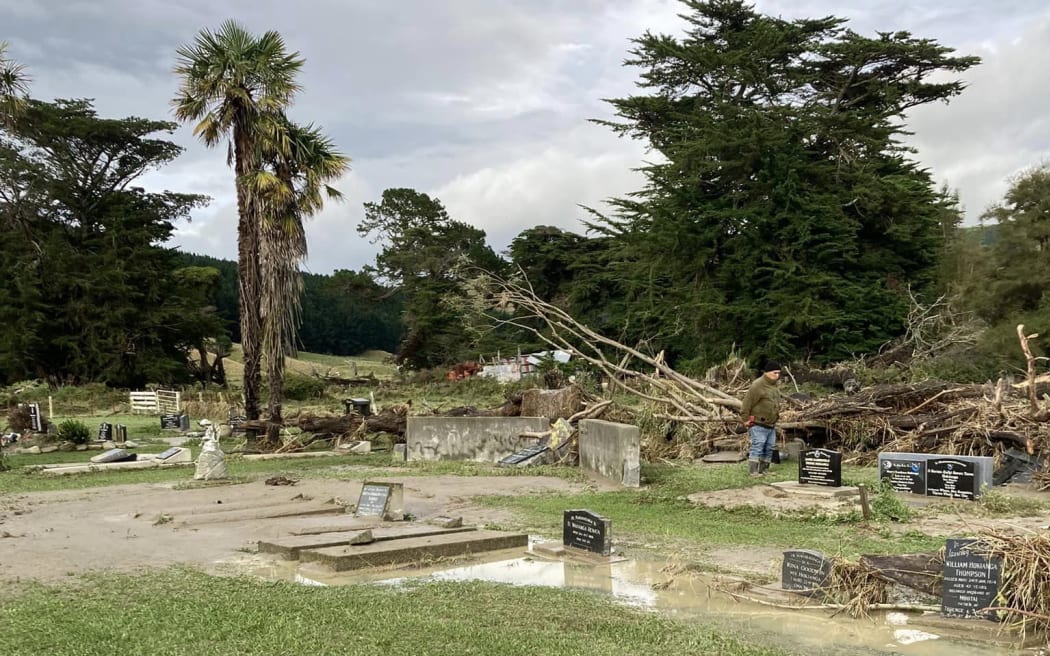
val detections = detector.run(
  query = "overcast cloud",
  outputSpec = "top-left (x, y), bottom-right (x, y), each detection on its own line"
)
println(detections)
top-left (5, 0), bottom-right (1048, 273)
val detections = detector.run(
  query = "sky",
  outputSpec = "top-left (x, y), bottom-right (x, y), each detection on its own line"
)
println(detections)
top-left (5, 0), bottom-right (1049, 274)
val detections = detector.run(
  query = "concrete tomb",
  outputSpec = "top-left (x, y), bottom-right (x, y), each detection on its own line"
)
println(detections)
top-left (406, 416), bottom-right (549, 463)
top-left (578, 419), bottom-right (641, 488)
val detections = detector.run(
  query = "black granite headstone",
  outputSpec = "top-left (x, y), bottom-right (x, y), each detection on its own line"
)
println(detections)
top-left (160, 414), bottom-right (181, 430)
top-left (27, 403), bottom-right (42, 432)
top-left (926, 458), bottom-right (977, 501)
top-left (942, 538), bottom-right (1002, 621)
top-left (781, 549), bottom-right (832, 596)
top-left (880, 457), bottom-right (926, 495)
top-left (562, 509), bottom-right (612, 556)
top-left (98, 422), bottom-right (113, 442)
top-left (355, 483), bottom-right (392, 517)
top-left (798, 448), bottom-right (842, 487)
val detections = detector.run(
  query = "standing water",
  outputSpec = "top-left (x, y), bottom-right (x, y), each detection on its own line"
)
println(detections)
top-left (247, 540), bottom-right (1025, 656)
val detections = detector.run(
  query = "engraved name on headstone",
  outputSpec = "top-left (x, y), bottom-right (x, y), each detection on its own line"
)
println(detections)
top-left (798, 448), bottom-right (842, 487)
top-left (880, 457), bottom-right (926, 495)
top-left (562, 509), bottom-right (612, 556)
top-left (942, 538), bottom-right (1002, 621)
top-left (782, 549), bottom-right (832, 596)
top-left (160, 414), bottom-right (181, 430)
top-left (926, 458), bottom-right (977, 501)
top-left (98, 422), bottom-right (113, 442)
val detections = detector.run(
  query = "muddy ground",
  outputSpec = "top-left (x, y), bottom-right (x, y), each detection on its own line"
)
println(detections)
top-left (0, 471), bottom-right (593, 583)
top-left (3, 466), bottom-right (1049, 585)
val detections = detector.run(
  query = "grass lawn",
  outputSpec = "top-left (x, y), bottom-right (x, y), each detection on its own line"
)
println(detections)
top-left (0, 569), bottom-right (799, 656)
top-left (478, 462), bottom-right (946, 558)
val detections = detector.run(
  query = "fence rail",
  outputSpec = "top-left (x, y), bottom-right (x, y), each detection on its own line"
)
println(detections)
top-left (129, 390), bottom-right (181, 414)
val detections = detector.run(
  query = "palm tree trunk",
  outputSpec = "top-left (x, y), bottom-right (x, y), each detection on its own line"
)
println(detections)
top-left (233, 121), bottom-right (262, 437)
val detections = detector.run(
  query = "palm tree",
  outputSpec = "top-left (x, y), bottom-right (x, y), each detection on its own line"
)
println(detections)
top-left (172, 21), bottom-right (304, 433)
top-left (254, 119), bottom-right (348, 446)
top-left (0, 41), bottom-right (29, 125)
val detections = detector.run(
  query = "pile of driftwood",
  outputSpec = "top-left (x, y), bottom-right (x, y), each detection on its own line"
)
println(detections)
top-left (465, 271), bottom-right (1050, 465)
top-left (778, 378), bottom-right (1047, 464)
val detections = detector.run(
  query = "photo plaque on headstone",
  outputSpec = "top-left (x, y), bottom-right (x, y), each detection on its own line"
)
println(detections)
top-left (927, 458), bottom-right (977, 501)
top-left (880, 457), bottom-right (926, 495)
top-left (562, 509), bottom-right (612, 556)
top-left (781, 549), bottom-right (832, 596)
top-left (355, 483), bottom-right (392, 518)
top-left (798, 448), bottom-right (842, 487)
top-left (942, 538), bottom-right (1002, 621)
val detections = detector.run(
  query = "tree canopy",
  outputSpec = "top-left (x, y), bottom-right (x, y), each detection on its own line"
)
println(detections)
top-left (587, 0), bottom-right (978, 367)
top-left (0, 99), bottom-right (213, 386)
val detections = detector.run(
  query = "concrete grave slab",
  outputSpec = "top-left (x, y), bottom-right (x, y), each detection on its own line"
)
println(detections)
top-left (300, 529), bottom-right (529, 571)
top-left (259, 525), bottom-right (477, 560)
top-left (769, 481), bottom-right (860, 499)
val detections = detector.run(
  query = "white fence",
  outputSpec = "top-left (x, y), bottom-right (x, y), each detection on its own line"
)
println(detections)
top-left (129, 389), bottom-right (181, 414)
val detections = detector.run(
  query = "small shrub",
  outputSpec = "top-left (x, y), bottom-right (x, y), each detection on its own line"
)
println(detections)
top-left (281, 374), bottom-right (327, 401)
top-left (978, 489), bottom-right (1045, 516)
top-left (56, 419), bottom-right (91, 445)
top-left (869, 481), bottom-right (914, 522)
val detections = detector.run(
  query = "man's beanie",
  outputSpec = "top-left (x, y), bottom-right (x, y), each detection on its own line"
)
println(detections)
top-left (763, 360), bottom-right (781, 373)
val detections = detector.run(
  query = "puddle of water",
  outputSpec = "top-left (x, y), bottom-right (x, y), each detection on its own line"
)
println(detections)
top-left (246, 539), bottom-right (1023, 656)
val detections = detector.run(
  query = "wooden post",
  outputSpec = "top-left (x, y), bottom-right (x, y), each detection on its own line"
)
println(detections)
top-left (858, 484), bottom-right (871, 522)
top-left (48, 396), bottom-right (54, 423)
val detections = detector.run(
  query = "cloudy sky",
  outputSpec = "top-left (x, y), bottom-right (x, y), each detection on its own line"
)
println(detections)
top-left (5, 0), bottom-right (1049, 274)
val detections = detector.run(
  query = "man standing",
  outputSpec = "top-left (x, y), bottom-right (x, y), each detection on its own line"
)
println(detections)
top-left (740, 361), bottom-right (781, 477)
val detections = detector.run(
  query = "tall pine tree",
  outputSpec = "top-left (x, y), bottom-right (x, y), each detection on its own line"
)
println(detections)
top-left (592, 0), bottom-right (977, 366)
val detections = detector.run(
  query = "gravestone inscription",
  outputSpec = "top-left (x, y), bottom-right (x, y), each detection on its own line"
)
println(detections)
top-left (98, 422), bottom-right (113, 442)
top-left (798, 448), bottom-right (842, 487)
top-left (562, 509), bottom-right (612, 556)
top-left (942, 538), bottom-right (1002, 621)
top-left (881, 457), bottom-right (926, 495)
top-left (160, 414), bottom-right (181, 430)
top-left (355, 483), bottom-right (392, 518)
top-left (27, 403), bottom-right (42, 432)
top-left (926, 458), bottom-right (977, 501)
top-left (782, 549), bottom-right (832, 596)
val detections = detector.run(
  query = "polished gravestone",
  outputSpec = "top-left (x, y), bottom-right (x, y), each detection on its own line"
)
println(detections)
top-left (926, 458), bottom-right (977, 501)
top-left (877, 452), bottom-right (993, 499)
top-left (798, 448), bottom-right (842, 487)
top-left (97, 422), bottom-right (113, 442)
top-left (160, 414), bottom-right (181, 430)
top-left (89, 448), bottom-right (137, 464)
top-left (563, 509), bottom-right (612, 556)
top-left (880, 456), bottom-right (926, 495)
top-left (942, 538), bottom-right (1002, 621)
top-left (782, 549), bottom-right (832, 596)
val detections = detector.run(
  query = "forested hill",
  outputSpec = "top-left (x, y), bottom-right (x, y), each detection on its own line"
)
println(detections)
top-left (176, 253), bottom-right (403, 356)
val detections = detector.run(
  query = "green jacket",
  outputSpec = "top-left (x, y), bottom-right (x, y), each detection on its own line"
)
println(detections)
top-left (740, 375), bottom-right (780, 426)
